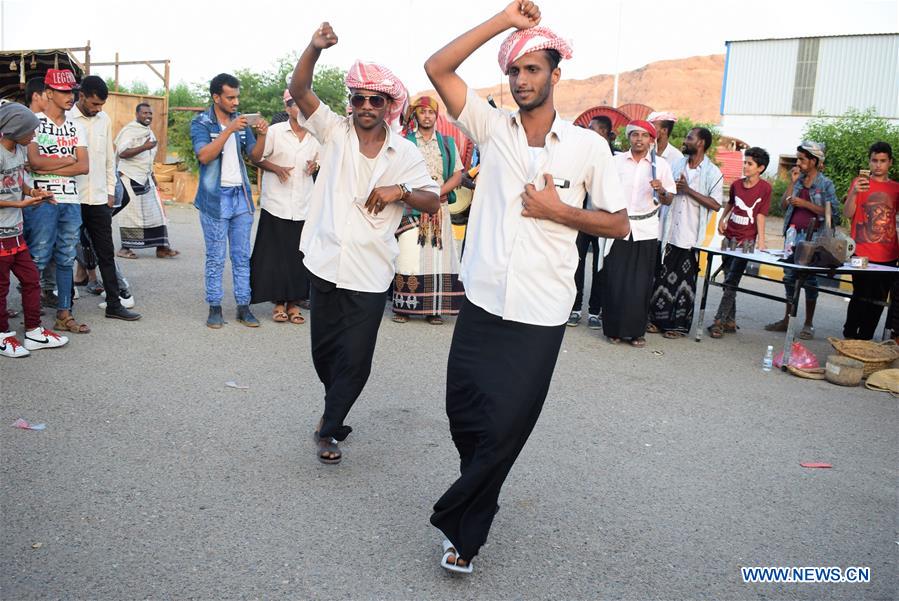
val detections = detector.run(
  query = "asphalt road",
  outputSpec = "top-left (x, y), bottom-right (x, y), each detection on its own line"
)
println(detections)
top-left (2, 205), bottom-right (896, 601)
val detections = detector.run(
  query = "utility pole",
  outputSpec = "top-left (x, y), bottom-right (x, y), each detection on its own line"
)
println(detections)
top-left (612, 0), bottom-right (622, 107)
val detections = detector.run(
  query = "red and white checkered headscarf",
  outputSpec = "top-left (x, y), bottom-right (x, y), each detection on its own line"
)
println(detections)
top-left (345, 60), bottom-right (409, 130)
top-left (497, 26), bottom-right (573, 75)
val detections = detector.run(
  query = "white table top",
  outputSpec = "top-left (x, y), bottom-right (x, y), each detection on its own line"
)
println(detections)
top-left (695, 246), bottom-right (899, 274)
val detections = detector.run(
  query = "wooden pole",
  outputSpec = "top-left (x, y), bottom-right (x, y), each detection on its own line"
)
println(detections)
top-left (159, 60), bottom-right (170, 160)
top-left (114, 51), bottom-right (119, 91)
top-left (85, 40), bottom-right (91, 74)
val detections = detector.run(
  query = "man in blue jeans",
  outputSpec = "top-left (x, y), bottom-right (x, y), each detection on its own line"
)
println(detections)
top-left (764, 140), bottom-right (839, 340)
top-left (191, 73), bottom-right (268, 328)
top-left (25, 69), bottom-right (91, 334)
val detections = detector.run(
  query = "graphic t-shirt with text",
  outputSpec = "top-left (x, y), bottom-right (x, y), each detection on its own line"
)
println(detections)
top-left (30, 112), bottom-right (86, 204)
top-left (0, 145), bottom-right (27, 237)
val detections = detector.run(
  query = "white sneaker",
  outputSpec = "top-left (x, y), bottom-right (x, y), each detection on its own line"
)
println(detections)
top-left (24, 327), bottom-right (69, 351)
top-left (99, 295), bottom-right (136, 309)
top-left (0, 332), bottom-right (30, 358)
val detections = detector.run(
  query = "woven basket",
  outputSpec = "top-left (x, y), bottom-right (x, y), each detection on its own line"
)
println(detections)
top-left (827, 338), bottom-right (899, 378)
top-left (787, 366), bottom-right (826, 380)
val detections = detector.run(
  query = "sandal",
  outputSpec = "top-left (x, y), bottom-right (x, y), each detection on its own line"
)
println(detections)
top-left (427, 315), bottom-right (444, 325)
top-left (630, 337), bottom-right (647, 348)
top-left (313, 430), bottom-right (341, 464)
top-left (722, 320), bottom-right (738, 333)
top-left (662, 330), bottom-right (686, 339)
top-left (440, 539), bottom-right (473, 574)
top-left (708, 321), bottom-right (724, 339)
top-left (286, 304), bottom-right (305, 325)
top-left (392, 314), bottom-right (408, 323)
top-left (646, 323), bottom-right (660, 334)
top-left (272, 303), bottom-right (288, 323)
top-left (764, 319), bottom-right (788, 332)
top-left (156, 247), bottom-right (180, 258)
top-left (54, 313), bottom-right (90, 334)
top-left (116, 248), bottom-right (138, 259)
top-left (798, 324), bottom-right (815, 340)
top-left (607, 336), bottom-right (621, 345)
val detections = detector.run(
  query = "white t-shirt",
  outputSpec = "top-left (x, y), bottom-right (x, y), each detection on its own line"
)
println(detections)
top-left (220, 124), bottom-right (243, 187)
top-left (30, 112), bottom-right (87, 204)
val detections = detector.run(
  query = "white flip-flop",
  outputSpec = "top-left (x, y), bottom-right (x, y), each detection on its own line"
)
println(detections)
top-left (440, 539), bottom-right (473, 574)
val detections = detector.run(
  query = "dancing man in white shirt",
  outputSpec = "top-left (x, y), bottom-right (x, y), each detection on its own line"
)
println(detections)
top-left (424, 0), bottom-right (629, 573)
top-left (289, 23), bottom-right (440, 465)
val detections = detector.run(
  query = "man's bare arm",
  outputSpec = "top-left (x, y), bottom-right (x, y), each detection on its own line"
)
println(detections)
top-left (440, 170), bottom-right (464, 198)
top-left (29, 146), bottom-right (89, 176)
top-left (118, 139), bottom-right (154, 159)
top-left (424, 1), bottom-right (540, 119)
top-left (289, 23), bottom-right (338, 120)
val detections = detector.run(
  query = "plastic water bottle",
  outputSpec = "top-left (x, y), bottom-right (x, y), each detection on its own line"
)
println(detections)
top-left (784, 225), bottom-right (797, 254)
top-left (762, 345), bottom-right (774, 372)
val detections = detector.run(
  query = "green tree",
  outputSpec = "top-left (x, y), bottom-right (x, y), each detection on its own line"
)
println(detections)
top-left (162, 55), bottom-right (347, 175)
top-left (168, 81), bottom-right (206, 107)
top-left (129, 80), bottom-right (150, 94)
top-left (802, 108), bottom-right (899, 199)
top-left (312, 65), bottom-right (349, 114)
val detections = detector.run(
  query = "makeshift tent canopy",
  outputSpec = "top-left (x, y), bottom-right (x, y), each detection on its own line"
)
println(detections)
top-left (617, 103), bottom-right (653, 121)
top-left (573, 106), bottom-right (631, 131)
top-left (0, 48), bottom-right (85, 102)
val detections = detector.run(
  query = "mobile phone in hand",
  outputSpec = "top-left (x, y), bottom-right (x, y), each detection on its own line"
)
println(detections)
top-left (243, 113), bottom-right (262, 126)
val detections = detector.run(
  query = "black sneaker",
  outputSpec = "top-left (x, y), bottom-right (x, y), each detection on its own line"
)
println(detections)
top-left (105, 305), bottom-right (141, 321)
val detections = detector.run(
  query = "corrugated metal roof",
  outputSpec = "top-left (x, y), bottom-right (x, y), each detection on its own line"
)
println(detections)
top-left (727, 32), bottom-right (897, 44)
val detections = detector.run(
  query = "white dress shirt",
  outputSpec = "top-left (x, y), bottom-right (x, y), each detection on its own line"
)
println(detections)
top-left (657, 142), bottom-right (683, 166)
top-left (615, 150), bottom-right (675, 241)
top-left (68, 105), bottom-right (115, 205)
top-left (259, 121), bottom-right (321, 221)
top-left (452, 88), bottom-right (627, 327)
top-left (299, 101), bottom-right (439, 293)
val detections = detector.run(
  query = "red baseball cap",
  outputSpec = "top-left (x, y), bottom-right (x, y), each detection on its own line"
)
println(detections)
top-left (44, 69), bottom-right (80, 91)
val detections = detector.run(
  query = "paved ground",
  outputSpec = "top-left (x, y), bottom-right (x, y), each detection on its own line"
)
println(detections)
top-left (2, 205), bottom-right (896, 601)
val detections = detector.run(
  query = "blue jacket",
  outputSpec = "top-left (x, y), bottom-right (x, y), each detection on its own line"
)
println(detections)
top-left (782, 171), bottom-right (839, 235)
top-left (190, 106), bottom-right (257, 218)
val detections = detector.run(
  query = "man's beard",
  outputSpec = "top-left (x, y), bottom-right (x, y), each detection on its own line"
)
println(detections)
top-left (514, 79), bottom-right (552, 112)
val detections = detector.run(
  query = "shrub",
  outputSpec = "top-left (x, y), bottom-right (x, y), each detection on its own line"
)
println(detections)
top-left (802, 108), bottom-right (899, 199)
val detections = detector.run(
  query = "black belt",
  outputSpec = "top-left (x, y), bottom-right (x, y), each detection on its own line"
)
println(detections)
top-left (629, 207), bottom-right (659, 221)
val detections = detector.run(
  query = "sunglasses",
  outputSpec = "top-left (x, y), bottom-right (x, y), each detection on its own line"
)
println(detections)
top-left (285, 99), bottom-right (296, 107)
top-left (349, 93), bottom-right (387, 109)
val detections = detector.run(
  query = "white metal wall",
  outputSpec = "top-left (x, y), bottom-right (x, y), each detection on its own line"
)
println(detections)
top-left (722, 39), bottom-right (798, 115)
top-left (722, 34), bottom-right (899, 118)
top-left (814, 35), bottom-right (899, 118)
